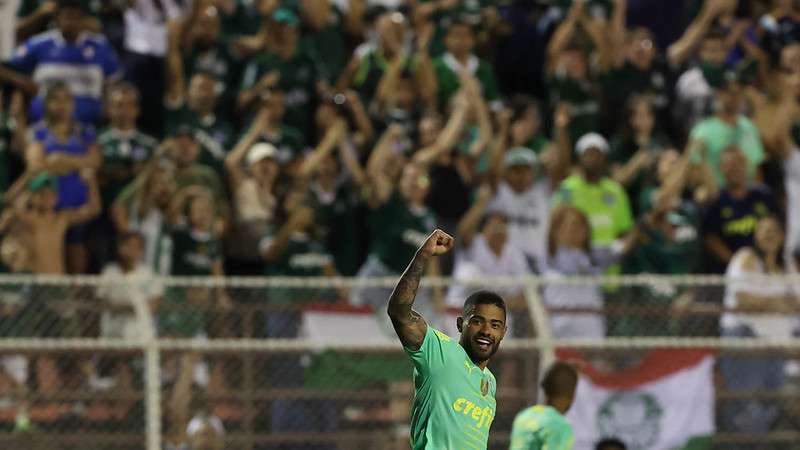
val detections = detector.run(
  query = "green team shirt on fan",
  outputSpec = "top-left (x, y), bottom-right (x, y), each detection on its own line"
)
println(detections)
top-left (553, 175), bottom-right (633, 247)
top-left (406, 326), bottom-right (497, 450)
top-left (547, 73), bottom-right (601, 143)
top-left (170, 225), bottom-right (222, 276)
top-left (97, 128), bottom-right (157, 207)
top-left (261, 232), bottom-right (336, 304)
top-left (369, 194), bottom-right (437, 273)
top-left (434, 53), bottom-right (499, 110)
top-left (689, 115), bottom-right (764, 187)
top-left (509, 405), bottom-right (574, 450)
top-left (240, 45), bottom-right (327, 135)
top-left (165, 104), bottom-right (234, 174)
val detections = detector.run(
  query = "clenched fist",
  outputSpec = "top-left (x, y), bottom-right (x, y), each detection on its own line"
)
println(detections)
top-left (419, 229), bottom-right (454, 257)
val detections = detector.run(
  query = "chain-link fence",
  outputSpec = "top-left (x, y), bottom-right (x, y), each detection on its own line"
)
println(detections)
top-left (0, 275), bottom-right (798, 450)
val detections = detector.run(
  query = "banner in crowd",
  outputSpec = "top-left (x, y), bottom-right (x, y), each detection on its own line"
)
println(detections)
top-left (559, 349), bottom-right (714, 450)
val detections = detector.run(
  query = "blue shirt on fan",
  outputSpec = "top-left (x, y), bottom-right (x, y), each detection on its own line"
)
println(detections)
top-left (30, 121), bottom-right (96, 209)
top-left (9, 30), bottom-right (121, 124)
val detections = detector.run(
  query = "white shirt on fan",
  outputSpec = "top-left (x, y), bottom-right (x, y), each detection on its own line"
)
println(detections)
top-left (445, 235), bottom-right (531, 307)
top-left (487, 180), bottom-right (551, 269)
top-left (722, 248), bottom-right (800, 339)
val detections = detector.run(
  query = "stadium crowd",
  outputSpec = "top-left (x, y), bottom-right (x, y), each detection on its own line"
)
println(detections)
top-left (0, 0), bottom-right (799, 448)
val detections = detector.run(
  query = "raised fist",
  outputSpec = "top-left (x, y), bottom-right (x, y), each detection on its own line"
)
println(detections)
top-left (419, 229), bottom-right (454, 257)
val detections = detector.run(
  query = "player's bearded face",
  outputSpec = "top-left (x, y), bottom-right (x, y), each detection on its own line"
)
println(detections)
top-left (458, 305), bottom-right (506, 364)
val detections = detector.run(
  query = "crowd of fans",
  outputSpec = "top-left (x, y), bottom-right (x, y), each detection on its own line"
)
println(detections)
top-left (0, 0), bottom-right (799, 446)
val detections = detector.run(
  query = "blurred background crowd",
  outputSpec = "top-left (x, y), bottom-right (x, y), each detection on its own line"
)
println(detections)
top-left (0, 0), bottom-right (799, 448)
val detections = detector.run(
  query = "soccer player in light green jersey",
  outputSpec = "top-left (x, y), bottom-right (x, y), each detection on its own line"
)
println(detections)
top-left (509, 362), bottom-right (579, 450)
top-left (387, 229), bottom-right (508, 450)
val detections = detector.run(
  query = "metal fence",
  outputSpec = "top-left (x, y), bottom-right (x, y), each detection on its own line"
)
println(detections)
top-left (0, 275), bottom-right (798, 450)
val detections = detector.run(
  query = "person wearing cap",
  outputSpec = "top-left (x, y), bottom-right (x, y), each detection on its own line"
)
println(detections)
top-left (0, 0), bottom-right (122, 125)
top-left (223, 111), bottom-right (281, 274)
top-left (486, 110), bottom-right (571, 269)
top-left (3, 170), bottom-right (100, 275)
top-left (239, 7), bottom-right (327, 135)
top-left (554, 132), bottom-right (634, 258)
top-left (687, 71), bottom-right (765, 189)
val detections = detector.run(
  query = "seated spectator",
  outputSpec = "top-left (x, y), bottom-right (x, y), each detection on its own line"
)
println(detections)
top-left (238, 8), bottom-right (325, 135)
top-left (0, 0), bottom-right (121, 124)
top-left (701, 147), bottom-right (779, 273)
top-left (719, 215), bottom-right (800, 435)
top-left (609, 96), bottom-right (671, 214)
top-left (554, 132), bottom-right (634, 264)
top-left (433, 16), bottom-right (500, 111)
top-left (110, 159), bottom-right (177, 275)
top-left (224, 112), bottom-right (281, 275)
top-left (688, 75), bottom-right (765, 188)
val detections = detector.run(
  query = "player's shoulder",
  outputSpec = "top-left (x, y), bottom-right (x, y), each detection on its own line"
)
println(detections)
top-left (429, 327), bottom-right (454, 344)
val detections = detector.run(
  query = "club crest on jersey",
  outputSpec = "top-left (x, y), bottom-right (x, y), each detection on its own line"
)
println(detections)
top-left (481, 378), bottom-right (489, 396)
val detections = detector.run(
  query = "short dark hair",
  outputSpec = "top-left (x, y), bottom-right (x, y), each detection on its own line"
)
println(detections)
top-left (463, 290), bottom-right (506, 316)
top-left (45, 81), bottom-right (72, 102)
top-left (108, 81), bottom-right (140, 102)
top-left (596, 437), bottom-right (627, 450)
top-left (541, 362), bottom-right (578, 399)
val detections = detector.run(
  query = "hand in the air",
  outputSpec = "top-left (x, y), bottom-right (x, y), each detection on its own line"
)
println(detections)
top-left (419, 229), bottom-right (454, 257)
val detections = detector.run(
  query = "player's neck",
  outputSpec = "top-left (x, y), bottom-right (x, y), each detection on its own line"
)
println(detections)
top-left (546, 397), bottom-right (570, 415)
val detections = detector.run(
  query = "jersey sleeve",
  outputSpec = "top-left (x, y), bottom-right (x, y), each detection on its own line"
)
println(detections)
top-left (613, 187), bottom-right (634, 235)
top-left (542, 419), bottom-right (574, 450)
top-left (403, 326), bottom-right (450, 378)
top-left (509, 413), bottom-right (538, 450)
top-left (9, 38), bottom-right (40, 73)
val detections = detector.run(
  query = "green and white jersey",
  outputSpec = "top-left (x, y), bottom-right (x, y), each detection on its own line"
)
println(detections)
top-left (183, 42), bottom-right (239, 98)
top-left (97, 127), bottom-right (157, 206)
top-left (406, 326), bottom-right (497, 450)
top-left (165, 104), bottom-right (234, 174)
top-left (261, 232), bottom-right (335, 304)
top-left (547, 73), bottom-right (601, 142)
top-left (169, 224), bottom-right (222, 276)
top-left (369, 194), bottom-right (437, 273)
top-left (434, 53), bottom-right (500, 110)
top-left (240, 45), bottom-right (327, 135)
top-left (509, 405), bottom-right (574, 450)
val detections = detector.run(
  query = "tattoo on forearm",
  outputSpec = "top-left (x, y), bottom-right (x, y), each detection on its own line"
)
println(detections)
top-left (388, 252), bottom-right (427, 315)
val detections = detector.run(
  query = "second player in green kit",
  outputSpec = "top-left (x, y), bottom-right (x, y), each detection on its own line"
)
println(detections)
top-left (387, 229), bottom-right (508, 450)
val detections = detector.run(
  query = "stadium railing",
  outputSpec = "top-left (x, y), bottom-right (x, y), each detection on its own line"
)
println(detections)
top-left (0, 274), bottom-right (797, 450)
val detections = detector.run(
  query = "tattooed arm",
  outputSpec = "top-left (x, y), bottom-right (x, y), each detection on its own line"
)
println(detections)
top-left (387, 229), bottom-right (454, 350)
